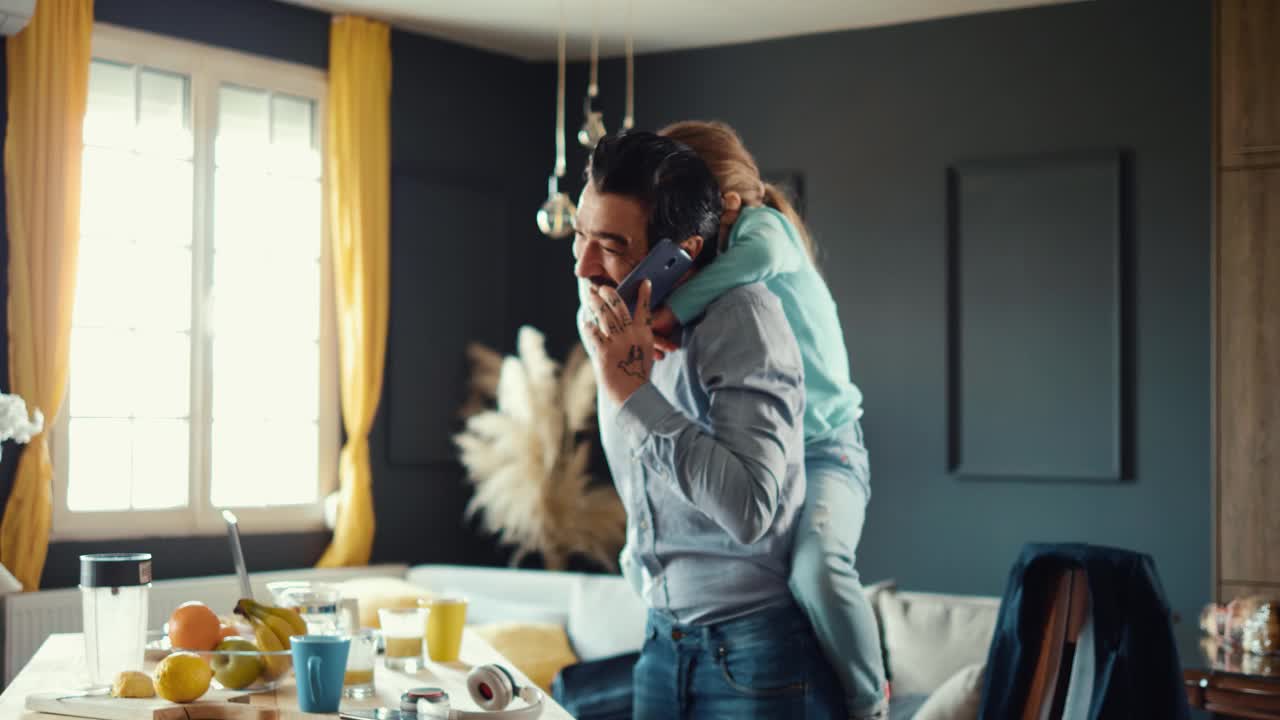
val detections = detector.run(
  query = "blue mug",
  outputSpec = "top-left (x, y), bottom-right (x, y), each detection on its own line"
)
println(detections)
top-left (291, 635), bottom-right (351, 713)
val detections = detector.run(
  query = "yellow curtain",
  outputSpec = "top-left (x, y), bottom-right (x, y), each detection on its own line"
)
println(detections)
top-left (317, 16), bottom-right (391, 567)
top-left (2, 0), bottom-right (94, 591)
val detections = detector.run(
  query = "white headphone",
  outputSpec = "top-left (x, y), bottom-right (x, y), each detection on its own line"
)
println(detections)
top-left (402, 665), bottom-right (543, 720)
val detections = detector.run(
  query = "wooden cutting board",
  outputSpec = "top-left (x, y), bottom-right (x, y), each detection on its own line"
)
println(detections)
top-left (25, 690), bottom-right (280, 720)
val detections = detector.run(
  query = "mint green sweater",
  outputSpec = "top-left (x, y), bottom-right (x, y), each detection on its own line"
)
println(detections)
top-left (668, 206), bottom-right (863, 445)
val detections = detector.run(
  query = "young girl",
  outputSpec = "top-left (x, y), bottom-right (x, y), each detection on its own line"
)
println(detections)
top-left (657, 120), bottom-right (887, 720)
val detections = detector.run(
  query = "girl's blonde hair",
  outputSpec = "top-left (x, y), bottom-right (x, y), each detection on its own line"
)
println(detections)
top-left (659, 120), bottom-right (816, 261)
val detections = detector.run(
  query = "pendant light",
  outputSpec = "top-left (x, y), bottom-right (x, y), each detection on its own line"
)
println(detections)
top-left (578, 0), bottom-right (606, 147)
top-left (537, 0), bottom-right (576, 239)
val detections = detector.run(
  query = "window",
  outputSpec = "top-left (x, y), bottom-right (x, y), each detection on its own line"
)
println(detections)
top-left (52, 25), bottom-right (337, 539)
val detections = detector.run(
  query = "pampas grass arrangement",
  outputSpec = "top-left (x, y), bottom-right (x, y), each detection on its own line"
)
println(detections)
top-left (455, 326), bottom-right (625, 571)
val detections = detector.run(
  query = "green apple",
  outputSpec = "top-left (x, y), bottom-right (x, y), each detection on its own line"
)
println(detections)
top-left (210, 637), bottom-right (264, 690)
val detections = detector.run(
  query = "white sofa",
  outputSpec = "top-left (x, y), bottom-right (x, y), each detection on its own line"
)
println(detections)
top-left (3, 563), bottom-right (1001, 718)
top-left (402, 566), bottom-right (1000, 719)
top-left (405, 564), bottom-right (650, 664)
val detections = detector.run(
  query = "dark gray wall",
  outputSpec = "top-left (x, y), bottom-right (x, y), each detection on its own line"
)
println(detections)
top-left (0, 0), bottom-right (1212, 622)
top-left (541, 0), bottom-right (1212, 621)
top-left (368, 24), bottom-right (553, 571)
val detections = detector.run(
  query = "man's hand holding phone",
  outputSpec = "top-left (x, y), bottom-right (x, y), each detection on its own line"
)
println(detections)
top-left (582, 280), bottom-right (655, 405)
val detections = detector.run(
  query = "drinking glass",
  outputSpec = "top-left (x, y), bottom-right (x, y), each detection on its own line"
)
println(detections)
top-left (421, 596), bottom-right (468, 663)
top-left (378, 607), bottom-right (425, 672)
top-left (342, 629), bottom-right (377, 698)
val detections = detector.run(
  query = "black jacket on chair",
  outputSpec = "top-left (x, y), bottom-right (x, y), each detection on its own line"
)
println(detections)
top-left (977, 543), bottom-right (1191, 720)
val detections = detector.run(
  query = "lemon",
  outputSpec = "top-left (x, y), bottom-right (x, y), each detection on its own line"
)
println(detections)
top-left (153, 652), bottom-right (213, 703)
top-left (110, 671), bottom-right (155, 698)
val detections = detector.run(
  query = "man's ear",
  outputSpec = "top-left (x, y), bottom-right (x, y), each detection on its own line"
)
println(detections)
top-left (679, 235), bottom-right (704, 262)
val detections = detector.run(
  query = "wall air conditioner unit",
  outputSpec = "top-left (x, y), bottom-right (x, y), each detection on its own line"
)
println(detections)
top-left (0, 0), bottom-right (35, 36)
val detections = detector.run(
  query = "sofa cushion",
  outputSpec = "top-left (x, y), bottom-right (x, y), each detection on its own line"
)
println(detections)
top-left (406, 565), bottom-right (576, 626)
top-left (863, 578), bottom-right (897, 681)
top-left (876, 589), bottom-right (998, 696)
top-left (567, 574), bottom-right (647, 661)
top-left (471, 622), bottom-right (579, 693)
top-left (914, 662), bottom-right (984, 720)
top-left (332, 576), bottom-right (436, 629)
top-left (407, 565), bottom-right (581, 604)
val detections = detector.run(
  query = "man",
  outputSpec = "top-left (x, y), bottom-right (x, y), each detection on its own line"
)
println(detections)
top-left (573, 131), bottom-right (846, 719)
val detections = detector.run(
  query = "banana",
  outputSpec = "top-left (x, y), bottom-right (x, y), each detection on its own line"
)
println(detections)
top-left (246, 615), bottom-right (292, 680)
top-left (240, 599), bottom-right (307, 638)
top-left (258, 613), bottom-right (297, 650)
top-left (260, 606), bottom-right (308, 638)
top-left (234, 599), bottom-right (299, 681)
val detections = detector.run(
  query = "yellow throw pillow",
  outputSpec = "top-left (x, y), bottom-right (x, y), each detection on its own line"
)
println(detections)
top-left (470, 622), bottom-right (579, 693)
top-left (333, 577), bottom-right (436, 629)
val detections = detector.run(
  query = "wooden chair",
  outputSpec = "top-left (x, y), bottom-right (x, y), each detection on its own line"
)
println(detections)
top-left (1021, 566), bottom-right (1091, 720)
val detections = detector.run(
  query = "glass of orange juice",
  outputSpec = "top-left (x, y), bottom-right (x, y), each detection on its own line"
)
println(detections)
top-left (420, 596), bottom-right (468, 663)
top-left (378, 607), bottom-right (426, 672)
top-left (342, 629), bottom-right (376, 698)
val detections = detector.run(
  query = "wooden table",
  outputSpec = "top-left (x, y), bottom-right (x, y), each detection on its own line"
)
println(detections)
top-left (1181, 624), bottom-right (1280, 719)
top-left (0, 633), bottom-right (574, 720)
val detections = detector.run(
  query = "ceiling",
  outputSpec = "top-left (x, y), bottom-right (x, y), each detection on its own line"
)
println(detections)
top-left (276, 0), bottom-right (1085, 61)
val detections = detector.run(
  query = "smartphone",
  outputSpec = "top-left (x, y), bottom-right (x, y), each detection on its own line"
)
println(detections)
top-left (616, 238), bottom-right (693, 314)
top-left (340, 711), bottom-right (443, 720)
top-left (340, 710), bottom-right (405, 720)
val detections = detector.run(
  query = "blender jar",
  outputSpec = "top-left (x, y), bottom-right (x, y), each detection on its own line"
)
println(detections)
top-left (80, 553), bottom-right (152, 688)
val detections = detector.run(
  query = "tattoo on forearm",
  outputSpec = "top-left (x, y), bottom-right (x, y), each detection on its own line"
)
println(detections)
top-left (618, 345), bottom-right (646, 379)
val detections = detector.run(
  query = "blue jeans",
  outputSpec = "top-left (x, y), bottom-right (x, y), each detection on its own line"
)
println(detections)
top-left (633, 603), bottom-right (846, 719)
top-left (790, 422), bottom-right (888, 719)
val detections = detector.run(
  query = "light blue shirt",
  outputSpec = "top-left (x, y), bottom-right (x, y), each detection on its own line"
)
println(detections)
top-left (667, 206), bottom-right (864, 445)
top-left (585, 283), bottom-right (807, 626)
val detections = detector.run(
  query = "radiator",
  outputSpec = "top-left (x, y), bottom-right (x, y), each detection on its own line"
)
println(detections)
top-left (1, 563), bottom-right (408, 687)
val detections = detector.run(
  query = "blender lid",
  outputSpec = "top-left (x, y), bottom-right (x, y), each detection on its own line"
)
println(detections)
top-left (80, 553), bottom-right (153, 588)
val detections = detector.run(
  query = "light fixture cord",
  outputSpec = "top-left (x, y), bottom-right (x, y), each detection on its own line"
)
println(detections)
top-left (624, 0), bottom-right (634, 129)
top-left (555, 0), bottom-right (567, 177)
top-left (589, 0), bottom-right (599, 97)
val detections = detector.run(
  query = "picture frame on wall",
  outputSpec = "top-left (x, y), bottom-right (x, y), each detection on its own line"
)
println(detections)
top-left (946, 149), bottom-right (1132, 484)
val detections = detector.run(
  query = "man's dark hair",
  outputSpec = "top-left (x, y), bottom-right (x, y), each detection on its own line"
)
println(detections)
top-left (586, 130), bottom-right (722, 267)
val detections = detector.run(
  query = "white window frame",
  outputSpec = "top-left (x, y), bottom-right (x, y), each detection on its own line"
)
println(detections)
top-left (50, 23), bottom-right (339, 541)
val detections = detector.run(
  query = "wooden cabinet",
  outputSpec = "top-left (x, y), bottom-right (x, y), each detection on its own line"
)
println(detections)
top-left (1214, 0), bottom-right (1280, 603)
top-left (1218, 0), bottom-right (1280, 167)
top-left (1221, 582), bottom-right (1280, 602)
top-left (1217, 169), bottom-right (1280, 588)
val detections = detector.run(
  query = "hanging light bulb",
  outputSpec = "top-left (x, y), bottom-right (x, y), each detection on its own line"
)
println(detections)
top-left (539, 0), bottom-right (576, 239)
top-left (579, 102), bottom-right (606, 147)
top-left (578, 0), bottom-right (606, 148)
top-left (538, 175), bottom-right (576, 238)
top-left (623, 0), bottom-right (634, 130)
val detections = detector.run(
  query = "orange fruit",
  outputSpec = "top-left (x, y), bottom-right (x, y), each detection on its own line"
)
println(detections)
top-left (168, 602), bottom-right (222, 651)
top-left (218, 624), bottom-right (239, 640)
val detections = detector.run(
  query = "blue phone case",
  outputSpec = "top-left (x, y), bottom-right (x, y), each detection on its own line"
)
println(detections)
top-left (616, 239), bottom-right (693, 314)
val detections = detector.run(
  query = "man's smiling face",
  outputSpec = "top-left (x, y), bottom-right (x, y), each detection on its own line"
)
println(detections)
top-left (572, 183), bottom-right (651, 290)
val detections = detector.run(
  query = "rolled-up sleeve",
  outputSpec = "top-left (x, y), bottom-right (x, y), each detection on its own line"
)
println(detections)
top-left (615, 295), bottom-right (805, 545)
